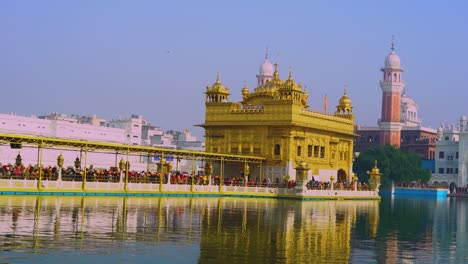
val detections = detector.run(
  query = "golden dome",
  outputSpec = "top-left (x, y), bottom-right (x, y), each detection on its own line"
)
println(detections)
top-left (241, 82), bottom-right (249, 96)
top-left (253, 62), bottom-right (283, 94)
top-left (283, 67), bottom-right (297, 88)
top-left (211, 72), bottom-right (225, 92)
top-left (254, 81), bottom-right (282, 93)
top-left (337, 89), bottom-right (352, 113)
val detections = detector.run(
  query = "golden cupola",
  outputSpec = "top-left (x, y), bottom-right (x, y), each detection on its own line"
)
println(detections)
top-left (205, 73), bottom-right (230, 103)
top-left (211, 72), bottom-right (226, 92)
top-left (244, 62), bottom-right (284, 104)
top-left (336, 90), bottom-right (353, 113)
top-left (241, 82), bottom-right (249, 100)
top-left (270, 62), bottom-right (283, 85)
top-left (282, 67), bottom-right (299, 91)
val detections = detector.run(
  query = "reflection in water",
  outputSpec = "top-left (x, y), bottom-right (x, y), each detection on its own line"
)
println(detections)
top-left (0, 196), bottom-right (466, 264)
top-left (199, 199), bottom-right (379, 264)
top-left (371, 197), bottom-right (468, 264)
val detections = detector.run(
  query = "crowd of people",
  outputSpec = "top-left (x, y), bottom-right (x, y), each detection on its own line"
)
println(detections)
top-left (0, 163), bottom-right (302, 188)
top-left (306, 179), bottom-right (369, 191)
top-left (454, 186), bottom-right (468, 195)
top-left (1, 162), bottom-right (430, 192)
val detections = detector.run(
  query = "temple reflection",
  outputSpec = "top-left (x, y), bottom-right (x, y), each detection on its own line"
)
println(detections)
top-left (199, 198), bottom-right (380, 263)
top-left (0, 196), bottom-right (465, 263)
top-left (0, 196), bottom-right (377, 261)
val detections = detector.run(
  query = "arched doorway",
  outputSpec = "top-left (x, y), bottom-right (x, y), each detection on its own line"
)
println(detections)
top-left (337, 169), bottom-right (347, 183)
top-left (449, 182), bottom-right (457, 194)
top-left (441, 181), bottom-right (449, 188)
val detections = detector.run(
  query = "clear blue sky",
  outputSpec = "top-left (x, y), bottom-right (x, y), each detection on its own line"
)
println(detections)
top-left (1, 1), bottom-right (467, 139)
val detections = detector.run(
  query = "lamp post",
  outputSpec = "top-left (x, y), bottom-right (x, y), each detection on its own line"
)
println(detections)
top-left (190, 154), bottom-right (195, 192)
top-left (119, 158), bottom-right (125, 184)
top-left (57, 153), bottom-right (64, 184)
top-left (244, 162), bottom-right (250, 184)
top-left (74, 157), bottom-right (81, 182)
top-left (352, 174), bottom-right (358, 191)
top-left (15, 153), bottom-right (22, 167)
top-left (159, 154), bottom-right (165, 192)
top-left (205, 162), bottom-right (213, 185)
top-left (330, 175), bottom-right (335, 191)
top-left (124, 160), bottom-right (130, 191)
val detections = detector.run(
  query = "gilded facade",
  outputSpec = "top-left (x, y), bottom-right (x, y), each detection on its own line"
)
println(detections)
top-left (200, 55), bottom-right (357, 183)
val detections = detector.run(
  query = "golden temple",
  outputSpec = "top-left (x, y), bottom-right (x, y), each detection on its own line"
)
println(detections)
top-left (200, 57), bottom-right (357, 183)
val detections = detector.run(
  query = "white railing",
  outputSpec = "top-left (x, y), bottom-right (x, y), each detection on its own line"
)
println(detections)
top-left (0, 179), bottom-right (379, 198)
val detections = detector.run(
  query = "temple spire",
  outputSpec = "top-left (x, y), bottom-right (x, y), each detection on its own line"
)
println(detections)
top-left (391, 34), bottom-right (395, 51)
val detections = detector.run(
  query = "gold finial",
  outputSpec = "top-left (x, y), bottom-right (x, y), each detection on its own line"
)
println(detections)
top-left (288, 66), bottom-right (293, 80)
top-left (370, 160), bottom-right (380, 174)
top-left (243, 81), bottom-right (248, 89)
top-left (273, 62), bottom-right (279, 80)
top-left (391, 34), bottom-right (395, 51)
top-left (265, 45), bottom-right (269, 60)
top-left (344, 84), bottom-right (348, 95)
top-left (216, 72), bottom-right (220, 83)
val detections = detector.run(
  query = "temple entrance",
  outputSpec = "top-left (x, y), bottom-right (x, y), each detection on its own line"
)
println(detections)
top-left (337, 169), bottom-right (347, 183)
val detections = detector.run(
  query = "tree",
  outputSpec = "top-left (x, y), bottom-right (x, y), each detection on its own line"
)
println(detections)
top-left (353, 145), bottom-right (431, 189)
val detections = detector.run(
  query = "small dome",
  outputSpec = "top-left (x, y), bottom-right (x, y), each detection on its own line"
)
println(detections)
top-left (283, 67), bottom-right (298, 90)
top-left (401, 92), bottom-right (417, 109)
top-left (337, 90), bottom-right (352, 113)
top-left (461, 115), bottom-right (467, 121)
top-left (259, 58), bottom-right (274, 76)
top-left (241, 82), bottom-right (249, 99)
top-left (253, 81), bottom-right (282, 93)
top-left (384, 51), bottom-right (401, 69)
top-left (339, 93), bottom-right (352, 108)
top-left (211, 73), bottom-right (225, 92)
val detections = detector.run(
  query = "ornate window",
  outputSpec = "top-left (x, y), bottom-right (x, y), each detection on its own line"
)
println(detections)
top-left (314, 146), bottom-right (319, 158)
top-left (274, 144), bottom-right (281, 156)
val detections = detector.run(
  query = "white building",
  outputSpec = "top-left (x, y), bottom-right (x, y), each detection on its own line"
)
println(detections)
top-left (433, 115), bottom-right (468, 189)
top-left (0, 113), bottom-right (203, 172)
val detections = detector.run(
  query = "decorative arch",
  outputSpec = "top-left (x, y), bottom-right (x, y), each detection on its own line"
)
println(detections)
top-left (337, 169), bottom-right (347, 183)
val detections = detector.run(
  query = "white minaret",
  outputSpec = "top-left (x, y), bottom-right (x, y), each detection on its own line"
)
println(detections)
top-left (379, 36), bottom-right (405, 147)
top-left (256, 51), bottom-right (274, 86)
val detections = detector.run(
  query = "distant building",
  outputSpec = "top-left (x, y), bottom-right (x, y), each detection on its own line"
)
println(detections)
top-left (354, 39), bottom-right (437, 162)
top-left (432, 115), bottom-right (468, 188)
top-left (0, 113), bottom-right (202, 171)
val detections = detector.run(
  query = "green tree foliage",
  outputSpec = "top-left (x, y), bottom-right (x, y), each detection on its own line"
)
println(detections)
top-left (353, 145), bottom-right (431, 188)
